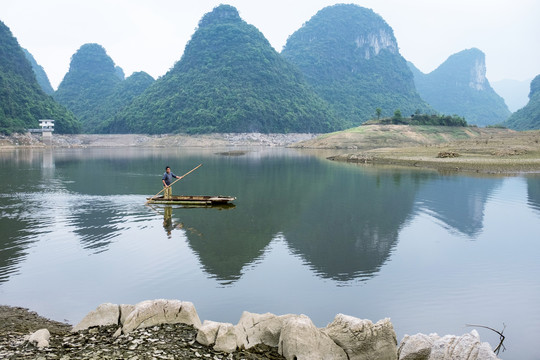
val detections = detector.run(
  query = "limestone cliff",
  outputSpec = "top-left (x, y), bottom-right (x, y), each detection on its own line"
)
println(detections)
top-left (281, 4), bottom-right (431, 126)
top-left (408, 48), bottom-right (510, 126)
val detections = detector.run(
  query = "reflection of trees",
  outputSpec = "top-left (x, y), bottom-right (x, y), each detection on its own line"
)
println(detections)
top-left (414, 176), bottom-right (503, 237)
top-left (178, 206), bottom-right (273, 285)
top-left (282, 166), bottom-right (422, 282)
top-left (0, 200), bottom-right (35, 284)
top-left (527, 176), bottom-right (540, 214)
top-left (181, 155), bottom-right (294, 284)
top-left (181, 154), bottom-right (339, 283)
top-left (0, 150), bottom-right (51, 284)
top-left (183, 156), bottom-right (425, 284)
top-left (68, 200), bottom-right (123, 253)
top-left (1, 147), bottom-right (515, 288)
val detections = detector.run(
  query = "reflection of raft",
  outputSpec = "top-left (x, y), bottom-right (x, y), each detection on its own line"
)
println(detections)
top-left (146, 195), bottom-right (236, 206)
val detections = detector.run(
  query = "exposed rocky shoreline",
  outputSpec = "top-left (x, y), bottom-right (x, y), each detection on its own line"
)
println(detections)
top-left (0, 300), bottom-right (502, 360)
top-left (0, 133), bottom-right (318, 148)
top-left (0, 305), bottom-right (283, 360)
top-left (308, 127), bottom-right (540, 174)
top-left (3, 129), bottom-right (540, 174)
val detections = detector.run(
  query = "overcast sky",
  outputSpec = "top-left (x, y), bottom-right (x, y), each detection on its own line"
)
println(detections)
top-left (2, 0), bottom-right (539, 89)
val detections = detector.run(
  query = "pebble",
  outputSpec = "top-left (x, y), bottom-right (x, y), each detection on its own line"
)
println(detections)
top-left (0, 323), bottom-right (285, 359)
top-left (0, 306), bottom-right (284, 359)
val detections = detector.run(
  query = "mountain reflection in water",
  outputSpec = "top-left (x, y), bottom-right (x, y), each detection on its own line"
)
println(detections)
top-left (0, 148), bottom-right (529, 285)
top-left (1, 148), bottom-right (539, 360)
top-left (527, 175), bottom-right (540, 213)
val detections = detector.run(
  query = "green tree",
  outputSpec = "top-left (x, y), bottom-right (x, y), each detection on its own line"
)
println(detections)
top-left (0, 20), bottom-right (80, 134)
top-left (281, 4), bottom-right (431, 127)
top-left (110, 5), bottom-right (340, 134)
top-left (376, 108), bottom-right (382, 120)
top-left (54, 43), bottom-right (122, 133)
top-left (503, 75), bottom-right (540, 130)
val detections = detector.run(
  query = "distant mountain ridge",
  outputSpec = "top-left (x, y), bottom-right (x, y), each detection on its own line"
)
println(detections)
top-left (0, 20), bottom-right (80, 134)
top-left (23, 48), bottom-right (54, 95)
top-left (408, 48), bottom-right (510, 126)
top-left (97, 71), bottom-right (154, 132)
top-left (491, 78), bottom-right (531, 112)
top-left (106, 4), bottom-right (340, 134)
top-left (281, 4), bottom-right (431, 126)
top-left (54, 43), bottom-right (123, 132)
top-left (54, 43), bottom-right (154, 133)
top-left (503, 75), bottom-right (540, 130)
top-left (2, 5), bottom-right (526, 135)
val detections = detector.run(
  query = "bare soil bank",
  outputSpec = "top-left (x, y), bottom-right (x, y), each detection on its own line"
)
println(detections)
top-left (0, 133), bottom-right (317, 148)
top-left (294, 125), bottom-right (540, 174)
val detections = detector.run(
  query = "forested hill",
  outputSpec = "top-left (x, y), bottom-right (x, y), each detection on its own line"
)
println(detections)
top-left (97, 71), bottom-right (154, 132)
top-left (0, 20), bottom-right (79, 134)
top-left (106, 4), bottom-right (341, 134)
top-left (281, 4), bottom-right (431, 127)
top-left (23, 49), bottom-right (54, 95)
top-left (408, 48), bottom-right (511, 126)
top-left (503, 75), bottom-right (540, 130)
top-left (54, 43), bottom-right (123, 133)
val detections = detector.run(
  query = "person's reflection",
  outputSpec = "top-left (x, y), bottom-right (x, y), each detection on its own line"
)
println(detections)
top-left (163, 206), bottom-right (184, 237)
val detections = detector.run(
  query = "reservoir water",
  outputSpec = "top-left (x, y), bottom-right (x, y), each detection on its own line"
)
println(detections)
top-left (1, 147), bottom-right (539, 359)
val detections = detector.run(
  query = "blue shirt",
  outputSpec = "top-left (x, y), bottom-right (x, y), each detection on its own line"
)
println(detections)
top-left (162, 171), bottom-right (177, 185)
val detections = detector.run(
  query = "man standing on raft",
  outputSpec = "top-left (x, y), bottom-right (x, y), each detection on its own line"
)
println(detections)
top-left (162, 166), bottom-right (182, 199)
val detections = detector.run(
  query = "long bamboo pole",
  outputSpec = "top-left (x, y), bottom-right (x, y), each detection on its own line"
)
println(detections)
top-left (146, 164), bottom-right (202, 203)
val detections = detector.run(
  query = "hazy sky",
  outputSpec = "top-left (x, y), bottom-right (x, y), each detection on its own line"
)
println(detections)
top-left (2, 0), bottom-right (539, 89)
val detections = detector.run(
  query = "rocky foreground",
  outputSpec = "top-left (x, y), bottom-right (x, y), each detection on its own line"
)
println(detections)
top-left (0, 305), bottom-right (282, 360)
top-left (1, 299), bottom-right (502, 360)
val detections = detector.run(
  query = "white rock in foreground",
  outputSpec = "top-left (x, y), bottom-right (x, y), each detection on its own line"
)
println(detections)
top-left (28, 328), bottom-right (50, 348)
top-left (236, 311), bottom-right (295, 349)
top-left (122, 299), bottom-right (202, 334)
top-left (214, 323), bottom-right (239, 353)
top-left (72, 303), bottom-right (120, 332)
top-left (119, 304), bottom-right (135, 325)
top-left (324, 314), bottom-right (398, 360)
top-left (397, 333), bottom-right (439, 360)
top-left (429, 330), bottom-right (500, 360)
top-left (196, 320), bottom-right (222, 347)
top-left (71, 299), bottom-right (502, 360)
top-left (196, 320), bottom-right (241, 353)
top-left (398, 330), bottom-right (500, 360)
top-left (278, 315), bottom-right (348, 360)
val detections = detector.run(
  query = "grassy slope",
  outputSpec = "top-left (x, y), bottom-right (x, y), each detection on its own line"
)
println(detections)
top-left (293, 125), bottom-right (509, 149)
top-left (293, 125), bottom-right (540, 173)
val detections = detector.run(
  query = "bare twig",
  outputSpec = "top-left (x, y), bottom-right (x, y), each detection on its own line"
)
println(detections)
top-left (466, 323), bottom-right (506, 355)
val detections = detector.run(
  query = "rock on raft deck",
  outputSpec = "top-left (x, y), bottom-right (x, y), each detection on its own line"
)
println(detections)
top-left (146, 195), bottom-right (236, 206)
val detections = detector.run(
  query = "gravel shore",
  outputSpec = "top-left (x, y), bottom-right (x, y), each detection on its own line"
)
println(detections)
top-left (0, 133), bottom-right (317, 148)
top-left (0, 305), bottom-right (284, 360)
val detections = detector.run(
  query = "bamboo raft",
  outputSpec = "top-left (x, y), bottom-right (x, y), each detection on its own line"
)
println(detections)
top-left (146, 195), bottom-right (236, 206)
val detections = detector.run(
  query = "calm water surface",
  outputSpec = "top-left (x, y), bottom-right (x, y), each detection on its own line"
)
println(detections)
top-left (1, 147), bottom-right (539, 359)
